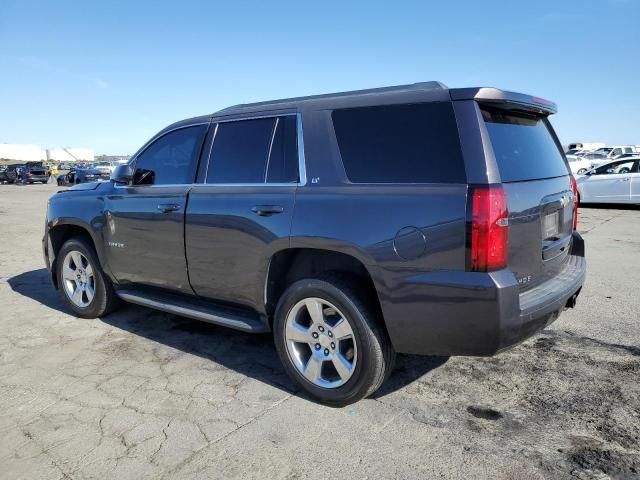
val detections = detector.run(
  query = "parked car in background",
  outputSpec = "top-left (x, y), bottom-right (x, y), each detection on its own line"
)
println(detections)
top-left (56, 167), bottom-right (109, 186)
top-left (589, 146), bottom-right (637, 162)
top-left (567, 155), bottom-right (593, 175)
top-left (43, 82), bottom-right (586, 405)
top-left (582, 152), bottom-right (611, 168)
top-left (23, 162), bottom-right (50, 183)
top-left (565, 148), bottom-right (586, 156)
top-left (613, 153), bottom-right (640, 161)
top-left (576, 158), bottom-right (640, 204)
top-left (2, 162), bottom-right (50, 184)
top-left (2, 164), bottom-right (25, 183)
top-left (610, 146), bottom-right (638, 157)
top-left (92, 161), bottom-right (117, 175)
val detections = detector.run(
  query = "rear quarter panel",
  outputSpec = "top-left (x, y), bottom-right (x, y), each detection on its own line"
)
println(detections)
top-left (290, 184), bottom-right (467, 271)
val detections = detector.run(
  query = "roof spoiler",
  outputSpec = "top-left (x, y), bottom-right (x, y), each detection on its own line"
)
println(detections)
top-left (450, 87), bottom-right (557, 115)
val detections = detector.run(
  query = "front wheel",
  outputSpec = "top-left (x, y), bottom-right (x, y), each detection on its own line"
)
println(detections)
top-left (273, 274), bottom-right (395, 406)
top-left (56, 237), bottom-right (121, 318)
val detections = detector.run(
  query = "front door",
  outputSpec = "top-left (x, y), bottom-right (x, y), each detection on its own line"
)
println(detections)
top-left (580, 159), bottom-right (635, 203)
top-left (104, 123), bottom-right (208, 293)
top-left (186, 114), bottom-right (300, 310)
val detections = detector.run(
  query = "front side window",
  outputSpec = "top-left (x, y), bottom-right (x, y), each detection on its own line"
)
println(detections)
top-left (332, 102), bottom-right (465, 184)
top-left (206, 116), bottom-right (298, 184)
top-left (593, 160), bottom-right (637, 175)
top-left (133, 125), bottom-right (207, 185)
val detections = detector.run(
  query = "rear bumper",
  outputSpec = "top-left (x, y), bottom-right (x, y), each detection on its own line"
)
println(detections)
top-left (376, 232), bottom-right (586, 356)
top-left (27, 175), bottom-right (49, 182)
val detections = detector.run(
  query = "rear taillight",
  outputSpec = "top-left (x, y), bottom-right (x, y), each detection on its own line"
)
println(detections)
top-left (570, 175), bottom-right (578, 230)
top-left (466, 185), bottom-right (509, 272)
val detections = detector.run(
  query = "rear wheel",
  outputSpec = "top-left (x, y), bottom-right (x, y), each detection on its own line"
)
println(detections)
top-left (273, 274), bottom-right (395, 406)
top-left (56, 237), bottom-right (121, 318)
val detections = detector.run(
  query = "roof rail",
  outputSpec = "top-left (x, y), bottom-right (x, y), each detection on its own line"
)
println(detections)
top-left (215, 81), bottom-right (448, 114)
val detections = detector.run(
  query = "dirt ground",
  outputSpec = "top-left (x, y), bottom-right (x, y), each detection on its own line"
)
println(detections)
top-left (1, 182), bottom-right (639, 479)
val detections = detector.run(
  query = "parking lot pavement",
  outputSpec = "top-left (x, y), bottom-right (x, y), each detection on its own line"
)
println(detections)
top-left (1, 182), bottom-right (639, 479)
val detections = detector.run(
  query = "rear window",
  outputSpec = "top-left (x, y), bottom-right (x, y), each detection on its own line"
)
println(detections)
top-left (332, 102), bottom-right (465, 184)
top-left (481, 108), bottom-right (569, 182)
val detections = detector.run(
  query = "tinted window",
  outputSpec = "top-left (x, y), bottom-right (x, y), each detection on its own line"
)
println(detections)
top-left (482, 108), bottom-right (568, 182)
top-left (332, 103), bottom-right (465, 183)
top-left (133, 125), bottom-right (206, 185)
top-left (266, 115), bottom-right (298, 183)
top-left (207, 118), bottom-right (274, 183)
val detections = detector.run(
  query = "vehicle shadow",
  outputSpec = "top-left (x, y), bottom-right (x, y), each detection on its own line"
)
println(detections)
top-left (8, 268), bottom-right (447, 402)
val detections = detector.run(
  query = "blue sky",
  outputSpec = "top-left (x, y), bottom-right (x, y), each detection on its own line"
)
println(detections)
top-left (1, 0), bottom-right (638, 154)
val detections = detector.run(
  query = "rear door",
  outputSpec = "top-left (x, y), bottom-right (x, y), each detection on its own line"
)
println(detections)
top-left (480, 106), bottom-right (575, 290)
top-left (186, 114), bottom-right (300, 310)
top-left (104, 123), bottom-right (208, 293)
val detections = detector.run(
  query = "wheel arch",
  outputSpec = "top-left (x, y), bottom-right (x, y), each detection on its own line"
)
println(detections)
top-left (264, 248), bottom-right (387, 334)
top-left (48, 220), bottom-right (103, 289)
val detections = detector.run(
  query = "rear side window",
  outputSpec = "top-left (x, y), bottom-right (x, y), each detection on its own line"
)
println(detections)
top-left (133, 125), bottom-right (207, 185)
top-left (332, 102), bottom-right (465, 184)
top-left (481, 108), bottom-right (568, 182)
top-left (206, 116), bottom-right (298, 184)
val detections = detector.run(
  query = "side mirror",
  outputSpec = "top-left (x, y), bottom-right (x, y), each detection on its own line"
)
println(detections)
top-left (111, 164), bottom-right (134, 185)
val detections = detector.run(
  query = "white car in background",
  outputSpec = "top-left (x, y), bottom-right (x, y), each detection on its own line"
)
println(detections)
top-left (567, 155), bottom-right (593, 175)
top-left (92, 161), bottom-right (117, 175)
top-left (576, 157), bottom-right (640, 204)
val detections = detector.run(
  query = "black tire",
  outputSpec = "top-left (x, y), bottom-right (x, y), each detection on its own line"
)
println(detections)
top-left (56, 237), bottom-right (121, 318)
top-left (273, 273), bottom-right (395, 406)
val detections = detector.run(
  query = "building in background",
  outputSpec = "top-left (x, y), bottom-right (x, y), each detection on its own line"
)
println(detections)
top-left (0, 144), bottom-right (95, 162)
top-left (46, 147), bottom-right (94, 162)
top-left (0, 144), bottom-right (45, 161)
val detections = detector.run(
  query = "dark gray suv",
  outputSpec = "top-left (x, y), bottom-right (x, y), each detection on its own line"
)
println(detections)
top-left (43, 82), bottom-right (586, 405)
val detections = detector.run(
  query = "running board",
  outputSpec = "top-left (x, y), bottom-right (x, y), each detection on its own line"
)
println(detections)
top-left (116, 289), bottom-right (269, 333)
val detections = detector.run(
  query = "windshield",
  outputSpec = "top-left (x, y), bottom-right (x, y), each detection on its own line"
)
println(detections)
top-left (481, 107), bottom-right (569, 182)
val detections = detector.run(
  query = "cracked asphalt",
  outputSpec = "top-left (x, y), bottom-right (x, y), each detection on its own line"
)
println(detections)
top-left (1, 182), bottom-right (639, 479)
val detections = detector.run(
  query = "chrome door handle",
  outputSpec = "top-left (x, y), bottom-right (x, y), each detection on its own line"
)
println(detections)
top-left (251, 205), bottom-right (284, 216)
top-left (157, 203), bottom-right (181, 213)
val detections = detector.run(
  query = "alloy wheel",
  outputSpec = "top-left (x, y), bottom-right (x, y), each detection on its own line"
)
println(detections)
top-left (284, 297), bottom-right (358, 388)
top-left (61, 250), bottom-right (95, 308)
